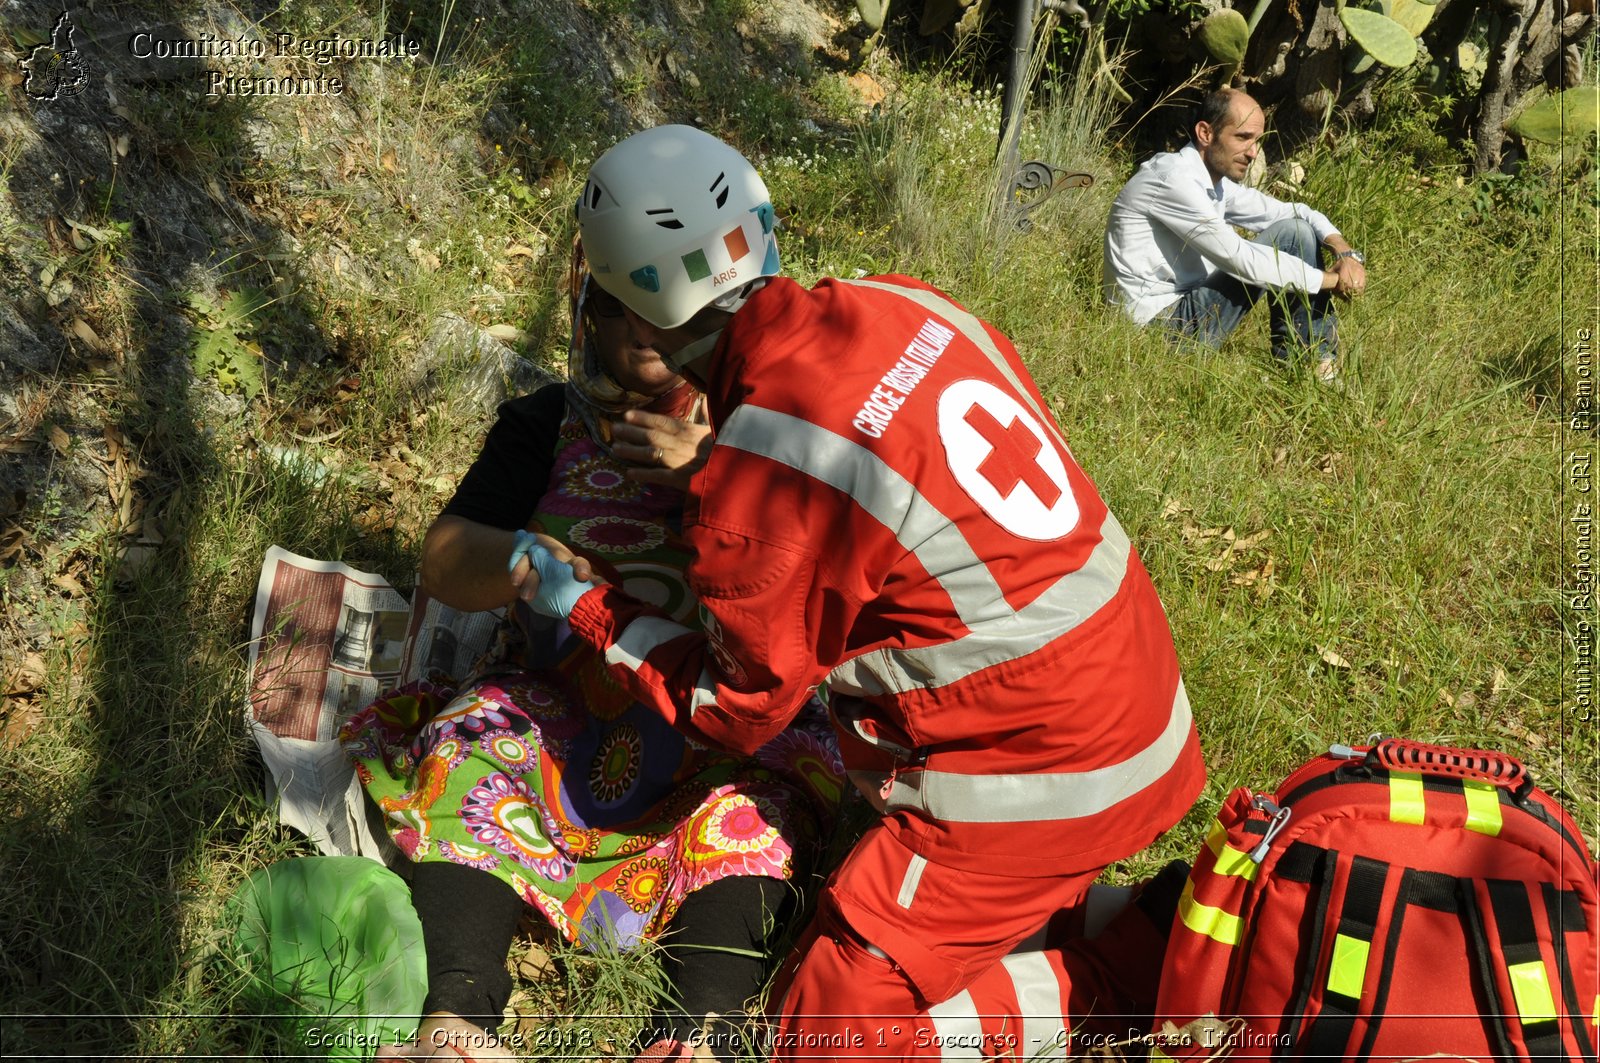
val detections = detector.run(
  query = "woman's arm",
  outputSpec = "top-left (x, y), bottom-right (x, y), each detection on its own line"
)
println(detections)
top-left (418, 515), bottom-right (528, 612)
top-left (419, 386), bottom-right (567, 610)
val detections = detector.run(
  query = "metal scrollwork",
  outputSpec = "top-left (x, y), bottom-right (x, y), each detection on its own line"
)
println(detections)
top-left (1040, 0), bottom-right (1091, 30)
top-left (1007, 163), bottom-right (1095, 231)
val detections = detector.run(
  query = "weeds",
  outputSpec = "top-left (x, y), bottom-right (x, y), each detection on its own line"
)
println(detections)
top-left (188, 287), bottom-right (272, 398)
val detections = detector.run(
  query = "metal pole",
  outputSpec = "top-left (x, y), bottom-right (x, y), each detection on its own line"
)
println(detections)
top-left (997, 0), bottom-right (1037, 175)
top-left (995, 0), bottom-right (1097, 232)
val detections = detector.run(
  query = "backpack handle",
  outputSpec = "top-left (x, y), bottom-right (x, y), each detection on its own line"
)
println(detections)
top-left (1367, 739), bottom-right (1534, 799)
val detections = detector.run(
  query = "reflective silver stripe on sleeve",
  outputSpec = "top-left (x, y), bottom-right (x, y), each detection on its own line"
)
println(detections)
top-left (604, 615), bottom-right (694, 673)
top-left (927, 990), bottom-right (983, 1061)
top-left (718, 406), bottom-right (1009, 630)
top-left (1000, 953), bottom-right (1067, 1061)
top-left (687, 666), bottom-right (720, 719)
top-left (717, 407), bottom-right (1130, 694)
top-left (830, 514), bottom-right (1129, 695)
top-left (609, 628), bottom-right (720, 720)
top-left (896, 853), bottom-right (928, 909)
top-left (886, 680), bottom-right (1193, 823)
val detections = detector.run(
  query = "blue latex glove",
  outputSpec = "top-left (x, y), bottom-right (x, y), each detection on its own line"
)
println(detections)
top-left (507, 529), bottom-right (541, 574)
top-left (521, 540), bottom-right (593, 619)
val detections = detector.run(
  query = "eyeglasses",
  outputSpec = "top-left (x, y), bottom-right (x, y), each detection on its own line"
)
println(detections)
top-left (584, 277), bottom-right (625, 319)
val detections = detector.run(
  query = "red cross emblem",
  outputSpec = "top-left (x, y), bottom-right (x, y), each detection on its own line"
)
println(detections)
top-left (938, 378), bottom-right (1079, 541)
top-left (963, 404), bottom-right (1063, 508)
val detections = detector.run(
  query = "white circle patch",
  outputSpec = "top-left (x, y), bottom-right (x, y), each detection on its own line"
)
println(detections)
top-left (937, 379), bottom-right (1079, 541)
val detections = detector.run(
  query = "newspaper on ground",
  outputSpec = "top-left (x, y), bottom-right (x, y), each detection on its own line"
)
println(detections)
top-left (245, 545), bottom-right (504, 859)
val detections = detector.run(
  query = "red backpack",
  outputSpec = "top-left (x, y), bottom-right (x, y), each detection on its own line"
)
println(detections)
top-left (1151, 738), bottom-right (1599, 1061)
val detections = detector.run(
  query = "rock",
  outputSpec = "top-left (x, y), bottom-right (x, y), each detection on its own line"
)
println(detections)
top-left (1242, 144), bottom-right (1267, 188)
top-left (752, 2), bottom-right (839, 71)
top-left (0, 393), bottom-right (21, 436)
top-left (190, 377), bottom-right (249, 426)
top-left (458, 347), bottom-right (559, 413)
top-left (82, 20), bottom-right (208, 85)
top-left (0, 301), bottom-right (56, 374)
top-left (414, 314), bottom-right (560, 414)
top-left (846, 71), bottom-right (886, 107)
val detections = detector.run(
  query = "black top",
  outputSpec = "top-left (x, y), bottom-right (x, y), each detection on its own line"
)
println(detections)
top-left (439, 383), bottom-right (567, 530)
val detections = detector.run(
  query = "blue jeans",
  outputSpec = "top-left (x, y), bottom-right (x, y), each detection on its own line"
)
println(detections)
top-left (1163, 218), bottom-right (1337, 363)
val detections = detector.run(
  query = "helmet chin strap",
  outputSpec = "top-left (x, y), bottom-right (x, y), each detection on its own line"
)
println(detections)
top-left (663, 329), bottom-right (723, 373)
top-left (659, 277), bottom-right (768, 373)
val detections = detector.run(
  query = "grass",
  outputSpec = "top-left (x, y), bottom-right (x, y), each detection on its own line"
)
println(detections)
top-left (0, 2), bottom-right (1594, 1058)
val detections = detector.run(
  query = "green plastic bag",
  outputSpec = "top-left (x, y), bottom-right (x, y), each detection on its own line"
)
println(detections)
top-left (228, 856), bottom-right (426, 1060)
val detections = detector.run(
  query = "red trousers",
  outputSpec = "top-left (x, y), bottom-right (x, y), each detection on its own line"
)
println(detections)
top-left (767, 824), bottom-right (1166, 1060)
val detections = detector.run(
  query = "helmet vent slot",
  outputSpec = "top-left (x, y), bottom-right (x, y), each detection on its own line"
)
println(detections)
top-left (645, 208), bottom-right (684, 230)
top-left (710, 172), bottom-right (729, 208)
top-left (586, 182), bottom-right (603, 209)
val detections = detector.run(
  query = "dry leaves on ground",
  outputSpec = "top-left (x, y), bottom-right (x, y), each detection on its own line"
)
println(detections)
top-left (1161, 499), bottom-right (1277, 597)
top-left (1, 651), bottom-right (48, 750)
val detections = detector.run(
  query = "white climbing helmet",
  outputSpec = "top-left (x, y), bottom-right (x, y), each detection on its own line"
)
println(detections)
top-left (576, 125), bottom-right (781, 330)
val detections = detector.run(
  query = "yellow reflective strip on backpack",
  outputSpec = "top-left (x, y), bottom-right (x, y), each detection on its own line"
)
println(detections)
top-left (1463, 779), bottom-right (1503, 836)
top-left (1177, 877), bottom-right (1243, 947)
top-left (1205, 819), bottom-right (1260, 881)
top-left (1389, 771), bottom-right (1426, 824)
top-left (1508, 960), bottom-right (1558, 1022)
top-left (1326, 932), bottom-right (1371, 999)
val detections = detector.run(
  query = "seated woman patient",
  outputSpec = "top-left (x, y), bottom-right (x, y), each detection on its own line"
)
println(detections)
top-left (344, 249), bottom-right (843, 1062)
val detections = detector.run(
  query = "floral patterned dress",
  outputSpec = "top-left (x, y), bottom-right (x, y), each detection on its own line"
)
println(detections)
top-left (341, 410), bottom-right (843, 950)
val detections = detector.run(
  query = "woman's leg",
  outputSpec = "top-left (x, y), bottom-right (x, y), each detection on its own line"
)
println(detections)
top-left (645, 875), bottom-right (794, 1061)
top-left (379, 861), bottom-right (525, 1060)
top-left (413, 861), bottom-right (524, 1029)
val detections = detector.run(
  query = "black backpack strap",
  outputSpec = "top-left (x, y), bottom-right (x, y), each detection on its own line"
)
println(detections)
top-left (1541, 882), bottom-right (1597, 1061)
top-left (1461, 877), bottom-right (1521, 1059)
top-left (1350, 867), bottom-right (1460, 1060)
top-left (1275, 844), bottom-right (1336, 1053)
top-left (1297, 854), bottom-right (1390, 1060)
top-left (1462, 878), bottom-right (1573, 1061)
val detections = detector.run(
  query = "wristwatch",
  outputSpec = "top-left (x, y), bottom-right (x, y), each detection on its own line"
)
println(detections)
top-left (1338, 250), bottom-right (1365, 264)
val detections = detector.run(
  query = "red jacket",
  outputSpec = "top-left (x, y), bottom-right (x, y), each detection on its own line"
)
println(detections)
top-left (570, 276), bottom-right (1204, 874)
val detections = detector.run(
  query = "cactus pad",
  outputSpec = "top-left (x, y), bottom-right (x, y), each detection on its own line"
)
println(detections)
top-left (1200, 9), bottom-right (1251, 65)
top-left (1340, 7), bottom-right (1418, 68)
top-left (856, 0), bottom-right (889, 31)
top-left (1390, 0), bottom-right (1435, 37)
top-left (1508, 86), bottom-right (1600, 144)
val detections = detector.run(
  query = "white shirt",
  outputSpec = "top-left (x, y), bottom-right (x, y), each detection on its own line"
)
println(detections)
top-left (1102, 143), bottom-right (1340, 325)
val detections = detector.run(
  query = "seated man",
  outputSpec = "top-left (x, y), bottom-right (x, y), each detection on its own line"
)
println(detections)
top-left (1103, 88), bottom-right (1368, 382)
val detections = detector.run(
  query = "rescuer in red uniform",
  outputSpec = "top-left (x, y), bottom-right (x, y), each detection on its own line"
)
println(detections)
top-left (515, 125), bottom-right (1205, 1061)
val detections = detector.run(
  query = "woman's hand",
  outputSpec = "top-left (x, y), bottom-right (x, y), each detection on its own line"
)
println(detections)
top-left (509, 531), bottom-right (601, 614)
top-left (609, 409), bottom-right (713, 490)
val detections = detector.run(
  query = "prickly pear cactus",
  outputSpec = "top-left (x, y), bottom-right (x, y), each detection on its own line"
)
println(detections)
top-left (1507, 85), bottom-right (1600, 143)
top-left (1200, 7), bottom-right (1251, 64)
top-left (1389, 0), bottom-right (1435, 38)
top-left (1340, 6), bottom-right (1418, 68)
